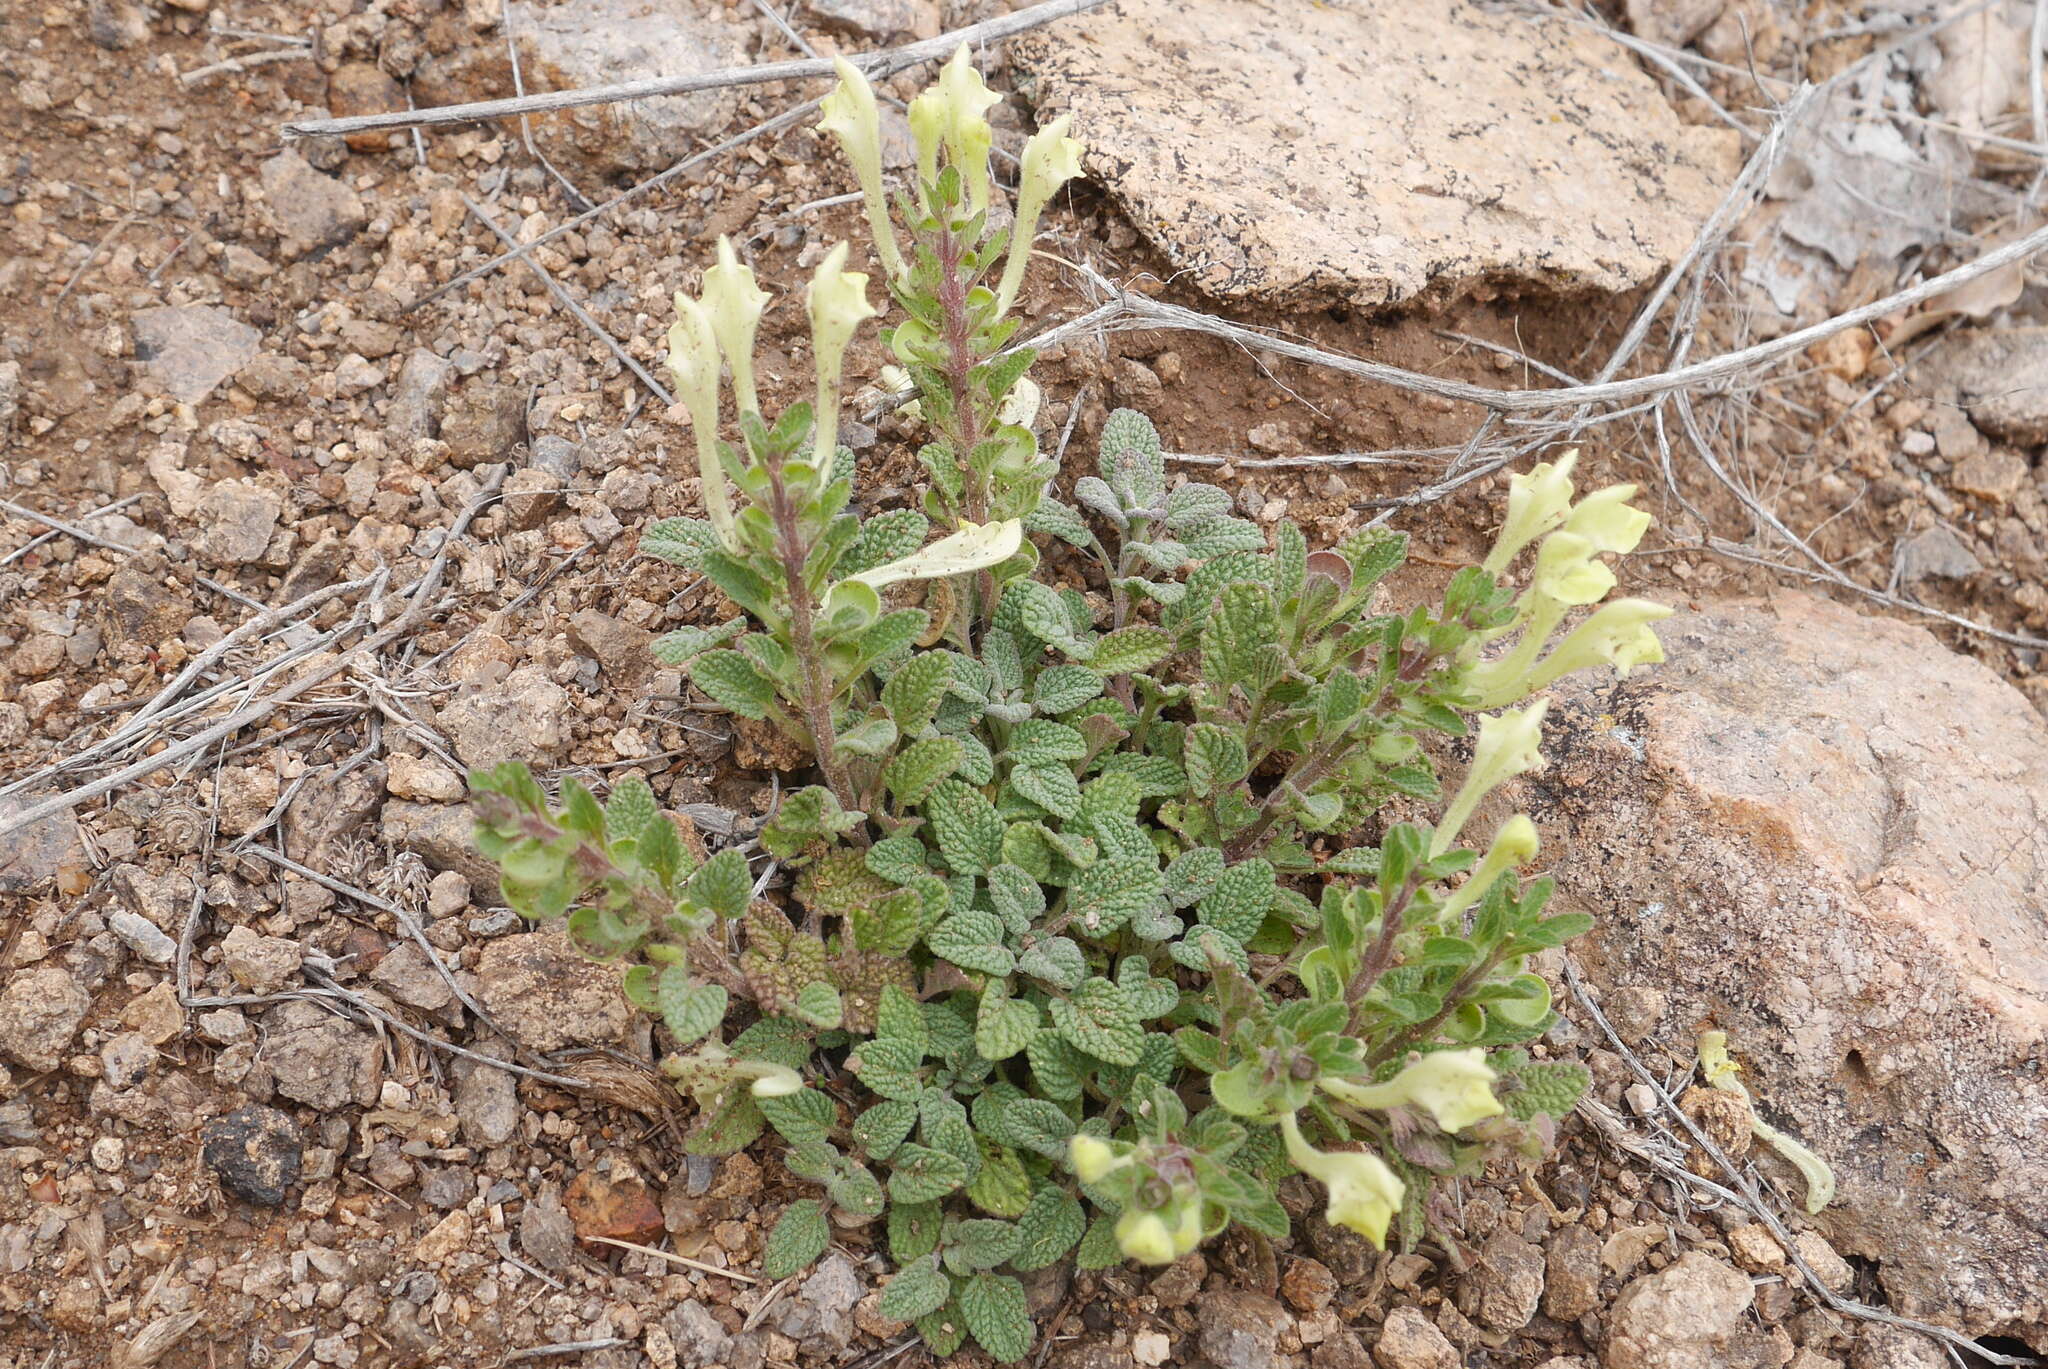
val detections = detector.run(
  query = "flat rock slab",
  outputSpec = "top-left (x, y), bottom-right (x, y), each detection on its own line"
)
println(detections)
top-left (1924, 326), bottom-right (2048, 447)
top-left (1011, 0), bottom-right (1739, 311)
top-left (131, 305), bottom-right (261, 405)
top-left (1540, 593), bottom-right (2048, 1347)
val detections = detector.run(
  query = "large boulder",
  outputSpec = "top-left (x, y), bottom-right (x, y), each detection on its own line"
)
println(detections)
top-left (1539, 593), bottom-right (2048, 1347)
top-left (1010, 0), bottom-right (1738, 311)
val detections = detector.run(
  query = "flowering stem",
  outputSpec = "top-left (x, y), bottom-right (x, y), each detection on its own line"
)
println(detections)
top-left (760, 447), bottom-right (862, 828)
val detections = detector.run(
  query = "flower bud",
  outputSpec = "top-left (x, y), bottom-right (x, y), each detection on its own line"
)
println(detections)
top-left (666, 293), bottom-right (738, 553)
top-left (1432, 702), bottom-right (1547, 857)
top-left (1483, 451), bottom-right (1578, 574)
top-left (1115, 1209), bottom-right (1177, 1265)
top-left (1069, 1134), bottom-right (1123, 1184)
top-left (1433, 813), bottom-right (1539, 927)
top-left (701, 236), bottom-right (772, 415)
top-left (818, 57), bottom-right (905, 281)
top-left (807, 242), bottom-right (876, 466)
top-left (997, 113), bottom-right (1085, 318)
top-left (1278, 1113), bottom-right (1403, 1248)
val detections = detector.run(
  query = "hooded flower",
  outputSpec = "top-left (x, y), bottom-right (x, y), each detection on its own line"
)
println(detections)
top-left (1319, 1049), bottom-right (1505, 1134)
top-left (806, 243), bottom-right (876, 466)
top-left (1483, 451), bottom-right (1578, 574)
top-left (1114, 1192), bottom-right (1204, 1265)
top-left (996, 113), bottom-right (1084, 318)
top-left (1530, 531), bottom-right (1616, 608)
top-left (1278, 1113), bottom-right (1404, 1248)
top-left (908, 45), bottom-right (1001, 212)
top-left (1431, 701), bottom-right (1548, 857)
top-left (1522, 598), bottom-right (1672, 692)
top-left (1565, 482), bottom-right (1651, 556)
top-left (666, 294), bottom-right (738, 553)
top-left (817, 57), bottom-right (904, 281)
top-left (1434, 813), bottom-right (1539, 927)
top-left (700, 236), bottom-right (772, 415)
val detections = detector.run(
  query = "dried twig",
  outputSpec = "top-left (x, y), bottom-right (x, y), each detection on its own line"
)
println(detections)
top-left (282, 0), bottom-right (1113, 141)
top-left (578, 1235), bottom-right (761, 1283)
top-left (501, 1341), bottom-right (629, 1362)
top-left (181, 47), bottom-right (308, 86)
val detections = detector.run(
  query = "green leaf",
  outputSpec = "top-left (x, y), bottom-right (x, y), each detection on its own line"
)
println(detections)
top-left (602, 775), bottom-right (661, 848)
top-left (1088, 625), bottom-right (1171, 675)
top-left (1008, 719), bottom-right (1088, 765)
top-left (998, 1099), bottom-right (1077, 1160)
top-left (883, 651), bottom-right (954, 733)
top-left (875, 986), bottom-right (930, 1054)
top-left (762, 1199), bottom-right (830, 1278)
top-left (685, 1084), bottom-right (765, 1156)
top-left (1009, 580), bottom-right (1087, 656)
top-left (850, 888), bottom-right (922, 957)
top-left (1012, 1187), bottom-right (1085, 1270)
top-left (975, 986), bottom-right (1041, 1061)
top-left (1017, 936), bottom-right (1085, 991)
top-left (688, 649), bottom-right (778, 720)
top-left (885, 737), bottom-right (965, 807)
top-left (791, 981), bottom-right (843, 1029)
top-left (888, 1144), bottom-right (969, 1204)
top-left (948, 1218), bottom-right (1021, 1272)
top-left (1075, 1213), bottom-right (1125, 1269)
top-left (959, 1272), bottom-right (1034, 1363)
top-left (1200, 580), bottom-right (1275, 692)
top-left (1068, 857), bottom-right (1164, 939)
top-left (1198, 858), bottom-right (1275, 942)
top-left (829, 1160), bottom-right (886, 1218)
top-left (1093, 752), bottom-right (1185, 799)
top-left (878, 1257), bottom-right (952, 1321)
top-left (1504, 1060), bottom-right (1590, 1120)
top-left (890, 1200), bottom-right (944, 1264)
top-left (1115, 956), bottom-right (1181, 1019)
top-left (1163, 846), bottom-right (1224, 908)
top-left (1008, 763), bottom-right (1082, 819)
top-left (1023, 496), bottom-right (1093, 547)
top-left (1050, 978), bottom-right (1143, 1066)
top-left (928, 909), bottom-right (1016, 977)
top-left (642, 517), bottom-right (721, 567)
top-left (835, 714), bottom-right (899, 758)
top-left (1026, 1031), bottom-right (1088, 1100)
top-left (840, 509), bottom-right (932, 576)
top-left (1099, 408), bottom-right (1165, 507)
top-left (656, 971), bottom-right (726, 1046)
top-left (850, 1036), bottom-right (926, 1101)
top-left (1174, 1026), bottom-right (1226, 1073)
top-left (688, 847), bottom-right (753, 921)
top-left (1033, 665), bottom-right (1105, 714)
top-left (758, 1087), bottom-right (836, 1147)
top-left (853, 1097), bottom-right (918, 1161)
top-left (1183, 723), bottom-right (1249, 798)
top-left (964, 1138), bottom-right (1033, 1218)
top-left (928, 779), bottom-right (1005, 876)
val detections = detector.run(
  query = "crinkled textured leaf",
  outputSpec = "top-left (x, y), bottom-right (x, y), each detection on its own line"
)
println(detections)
top-left (839, 508), bottom-right (932, 576)
top-left (642, 517), bottom-right (721, 567)
top-left (1088, 626), bottom-right (1170, 674)
top-left (1093, 752), bottom-right (1185, 799)
top-left (1050, 978), bottom-right (1143, 1066)
top-left (1026, 1030), bottom-right (1088, 1101)
top-left (1164, 846), bottom-right (1224, 908)
top-left (927, 779), bottom-right (1004, 875)
top-left (1018, 936), bottom-right (1086, 991)
top-left (688, 649), bottom-right (777, 719)
top-left (762, 1199), bottom-right (830, 1278)
top-left (1184, 723), bottom-right (1249, 798)
top-left (887, 1143), bottom-right (969, 1203)
top-left (885, 737), bottom-right (965, 807)
top-left (794, 848), bottom-right (893, 920)
top-left (1008, 762), bottom-right (1082, 819)
top-left (854, 1097), bottom-right (918, 1161)
top-left (975, 986), bottom-right (1040, 1061)
top-left (850, 1036), bottom-right (926, 1101)
top-left (958, 1272), bottom-right (1034, 1363)
top-left (1504, 1060), bottom-right (1590, 1120)
top-left (1198, 858), bottom-right (1275, 941)
top-left (656, 969), bottom-right (725, 1046)
top-left (877, 1257), bottom-right (951, 1320)
top-left (928, 909), bottom-right (1015, 976)
top-left (1012, 1187), bottom-right (1086, 1270)
top-left (882, 651), bottom-right (954, 733)
top-left (964, 1138), bottom-right (1033, 1218)
top-left (1033, 665), bottom-right (1105, 714)
top-left (1008, 719), bottom-right (1088, 765)
top-left (1068, 857), bottom-right (1164, 939)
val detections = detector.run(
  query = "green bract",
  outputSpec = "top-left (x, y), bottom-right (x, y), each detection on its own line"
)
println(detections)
top-left (470, 57), bottom-right (1660, 1365)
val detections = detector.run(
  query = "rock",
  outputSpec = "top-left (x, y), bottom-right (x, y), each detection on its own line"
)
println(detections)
top-left (1545, 1224), bottom-right (1604, 1322)
top-left (427, 870), bottom-right (472, 919)
top-left (214, 763), bottom-right (281, 834)
top-left (1603, 986), bottom-right (1667, 1045)
top-left (0, 797), bottom-right (84, 894)
top-left (564, 1168), bottom-right (665, 1244)
top-left (202, 1104), bottom-right (304, 1206)
top-left (1894, 526), bottom-right (1980, 584)
top-left (283, 761), bottom-right (385, 864)
top-left (194, 481), bottom-right (284, 567)
top-left (197, 1009), bottom-right (250, 1045)
top-left (777, 1253), bottom-right (864, 1356)
top-left (259, 151), bottom-right (367, 258)
top-left (1010, 0), bottom-right (1737, 310)
top-left (440, 383), bottom-right (528, 468)
top-left (385, 753), bottom-right (465, 802)
top-left (0, 968), bottom-right (92, 1071)
top-left (1149, 1254), bottom-right (1206, 1308)
top-left (131, 305), bottom-right (261, 405)
top-left (802, 0), bottom-right (933, 40)
top-left (1848, 1327), bottom-right (1946, 1369)
top-left (369, 942), bottom-right (455, 1012)
top-left (414, 1208), bottom-right (472, 1263)
top-left (528, 434), bottom-right (582, 478)
top-left (1603, 1254), bottom-right (1755, 1369)
top-left (221, 243), bottom-right (276, 286)
top-left (259, 999), bottom-right (381, 1110)
top-left (422, 1), bottom-right (750, 176)
top-left (455, 1041), bottom-right (520, 1146)
top-left (424, 1171), bottom-right (473, 1213)
top-left (328, 62), bottom-right (405, 152)
top-left (388, 349), bottom-right (453, 441)
top-left (119, 982), bottom-right (185, 1044)
top-left (567, 610), bottom-right (651, 683)
top-left (1927, 327), bottom-right (2048, 445)
top-left (1198, 1289), bottom-right (1284, 1369)
top-left (1371, 1306), bottom-right (1458, 1369)
top-left (521, 1181), bottom-right (578, 1271)
top-left (439, 665), bottom-right (572, 768)
top-left (221, 926), bottom-right (303, 994)
top-left (1792, 1231), bottom-right (1853, 1294)
top-left (99, 1031), bottom-right (154, 1088)
top-left (107, 909), bottom-right (178, 965)
top-left (664, 1300), bottom-right (733, 1369)
top-left (499, 467), bottom-right (561, 530)
top-left (331, 353), bottom-right (384, 397)
top-left (1543, 593), bottom-right (2048, 1345)
top-left (1950, 450), bottom-right (2029, 505)
top-left (1624, 0), bottom-right (1727, 48)
top-left (1469, 1232), bottom-right (1545, 1332)
top-left (475, 925), bottom-right (630, 1053)
top-left (1280, 1256), bottom-right (1338, 1313)
top-left (382, 799), bottom-right (503, 897)
top-left (103, 558), bottom-right (194, 646)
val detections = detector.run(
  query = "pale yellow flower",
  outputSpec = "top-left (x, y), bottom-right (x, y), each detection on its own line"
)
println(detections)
top-left (805, 243), bottom-right (876, 466)
top-left (1320, 1049), bottom-right (1505, 1134)
top-left (996, 114), bottom-right (1085, 317)
top-left (817, 58), bottom-right (904, 281)
top-left (1432, 701), bottom-right (1548, 857)
top-left (1483, 451), bottom-right (1578, 573)
top-left (666, 294), bottom-right (738, 553)
top-left (1278, 1113), bottom-right (1403, 1248)
top-left (700, 236), bottom-right (771, 415)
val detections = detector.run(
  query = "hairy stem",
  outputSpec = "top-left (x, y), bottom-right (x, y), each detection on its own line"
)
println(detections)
top-left (761, 449), bottom-right (862, 827)
top-left (1344, 874), bottom-right (1420, 1036)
